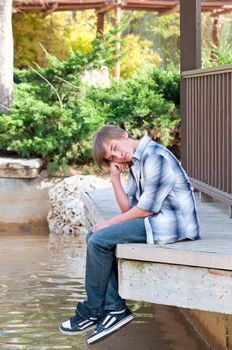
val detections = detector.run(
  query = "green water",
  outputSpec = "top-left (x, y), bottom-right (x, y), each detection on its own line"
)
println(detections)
top-left (0, 232), bottom-right (209, 350)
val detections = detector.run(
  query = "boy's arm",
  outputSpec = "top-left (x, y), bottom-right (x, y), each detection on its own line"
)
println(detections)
top-left (92, 205), bottom-right (152, 233)
top-left (110, 162), bottom-right (130, 213)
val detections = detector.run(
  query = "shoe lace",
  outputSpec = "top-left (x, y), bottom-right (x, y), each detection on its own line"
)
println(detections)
top-left (70, 311), bottom-right (82, 326)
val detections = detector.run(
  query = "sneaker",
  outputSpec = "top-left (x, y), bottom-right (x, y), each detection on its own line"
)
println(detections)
top-left (87, 307), bottom-right (134, 344)
top-left (59, 309), bottom-right (98, 335)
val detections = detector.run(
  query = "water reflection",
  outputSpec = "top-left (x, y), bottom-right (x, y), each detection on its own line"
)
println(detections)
top-left (0, 232), bottom-right (208, 350)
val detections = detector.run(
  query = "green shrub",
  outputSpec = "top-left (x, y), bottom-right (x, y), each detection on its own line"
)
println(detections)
top-left (86, 73), bottom-right (179, 146)
top-left (0, 34), bottom-right (180, 173)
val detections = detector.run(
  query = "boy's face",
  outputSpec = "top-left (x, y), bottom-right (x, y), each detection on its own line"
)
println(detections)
top-left (102, 134), bottom-right (136, 164)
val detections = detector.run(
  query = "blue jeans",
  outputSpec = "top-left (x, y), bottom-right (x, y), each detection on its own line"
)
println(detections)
top-left (77, 218), bottom-right (147, 318)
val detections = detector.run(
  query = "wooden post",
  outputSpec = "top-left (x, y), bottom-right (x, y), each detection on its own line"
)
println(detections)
top-left (97, 12), bottom-right (104, 35)
top-left (180, 0), bottom-right (201, 71)
top-left (113, 0), bottom-right (121, 80)
top-left (180, 0), bottom-right (201, 170)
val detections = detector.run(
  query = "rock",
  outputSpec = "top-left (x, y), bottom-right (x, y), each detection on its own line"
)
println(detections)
top-left (47, 175), bottom-right (110, 235)
top-left (0, 157), bottom-right (43, 178)
top-left (81, 66), bottom-right (110, 88)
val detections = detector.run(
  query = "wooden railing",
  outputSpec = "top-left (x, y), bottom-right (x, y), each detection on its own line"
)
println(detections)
top-left (181, 65), bottom-right (232, 210)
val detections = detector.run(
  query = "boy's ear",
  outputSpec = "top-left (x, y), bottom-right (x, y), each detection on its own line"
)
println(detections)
top-left (122, 132), bottom-right (129, 139)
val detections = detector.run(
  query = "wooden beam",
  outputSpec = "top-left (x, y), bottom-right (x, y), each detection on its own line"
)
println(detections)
top-left (158, 4), bottom-right (179, 16)
top-left (96, 2), bottom-right (115, 14)
top-left (180, 0), bottom-right (201, 72)
top-left (13, 1), bottom-right (232, 14)
top-left (97, 12), bottom-right (105, 34)
top-left (211, 7), bottom-right (232, 17)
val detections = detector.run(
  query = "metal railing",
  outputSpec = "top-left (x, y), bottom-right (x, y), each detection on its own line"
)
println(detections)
top-left (181, 65), bottom-right (232, 206)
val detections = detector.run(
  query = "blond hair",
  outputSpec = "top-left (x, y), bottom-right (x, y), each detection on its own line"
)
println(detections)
top-left (92, 124), bottom-right (131, 168)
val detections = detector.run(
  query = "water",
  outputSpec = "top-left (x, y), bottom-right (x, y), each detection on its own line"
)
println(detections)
top-left (0, 231), bottom-right (209, 350)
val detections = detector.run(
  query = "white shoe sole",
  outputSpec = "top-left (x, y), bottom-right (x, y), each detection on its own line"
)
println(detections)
top-left (87, 314), bottom-right (134, 344)
top-left (59, 324), bottom-right (96, 335)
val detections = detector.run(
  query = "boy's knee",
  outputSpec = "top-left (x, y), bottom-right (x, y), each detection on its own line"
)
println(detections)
top-left (87, 229), bottom-right (106, 249)
top-left (86, 230), bottom-right (93, 243)
top-left (87, 233), bottom-right (99, 250)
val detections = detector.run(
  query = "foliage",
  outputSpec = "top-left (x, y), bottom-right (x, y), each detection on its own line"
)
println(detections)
top-left (202, 44), bottom-right (232, 67)
top-left (0, 28), bottom-right (180, 173)
top-left (13, 10), bottom-right (162, 80)
top-left (13, 13), bottom-right (70, 68)
top-left (85, 68), bottom-right (180, 147)
top-left (65, 11), bottom-right (96, 54)
top-left (201, 13), bottom-right (232, 68)
top-left (124, 12), bottom-right (180, 69)
top-left (13, 11), bottom-right (98, 68)
top-left (120, 34), bottom-right (162, 78)
top-left (149, 13), bottom-right (180, 68)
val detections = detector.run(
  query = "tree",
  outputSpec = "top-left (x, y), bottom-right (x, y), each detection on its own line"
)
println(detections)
top-left (0, 0), bottom-right (13, 114)
top-left (13, 11), bottom-right (96, 68)
top-left (124, 12), bottom-right (180, 68)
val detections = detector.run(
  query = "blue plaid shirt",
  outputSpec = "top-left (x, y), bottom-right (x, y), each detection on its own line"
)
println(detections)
top-left (127, 135), bottom-right (200, 244)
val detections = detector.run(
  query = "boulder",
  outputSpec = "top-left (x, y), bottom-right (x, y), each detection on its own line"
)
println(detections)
top-left (47, 175), bottom-right (110, 235)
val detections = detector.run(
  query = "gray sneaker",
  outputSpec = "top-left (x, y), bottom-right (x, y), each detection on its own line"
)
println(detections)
top-left (87, 307), bottom-right (134, 344)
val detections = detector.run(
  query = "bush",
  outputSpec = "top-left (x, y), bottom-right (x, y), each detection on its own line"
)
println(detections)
top-left (86, 71), bottom-right (179, 146)
top-left (0, 35), bottom-right (180, 173)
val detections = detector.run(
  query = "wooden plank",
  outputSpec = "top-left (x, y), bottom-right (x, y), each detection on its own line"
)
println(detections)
top-left (81, 188), bottom-right (232, 270)
top-left (118, 259), bottom-right (232, 314)
top-left (116, 243), bottom-right (232, 270)
top-left (182, 64), bottom-right (232, 78)
top-left (81, 189), bottom-right (120, 222)
top-left (81, 188), bottom-right (232, 235)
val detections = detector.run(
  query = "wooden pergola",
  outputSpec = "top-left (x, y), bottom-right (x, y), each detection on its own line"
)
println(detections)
top-left (13, 0), bottom-right (232, 76)
top-left (13, 1), bottom-right (232, 32)
top-left (13, 0), bottom-right (232, 14)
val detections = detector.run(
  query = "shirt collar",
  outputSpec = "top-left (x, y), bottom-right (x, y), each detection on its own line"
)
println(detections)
top-left (131, 135), bottom-right (151, 165)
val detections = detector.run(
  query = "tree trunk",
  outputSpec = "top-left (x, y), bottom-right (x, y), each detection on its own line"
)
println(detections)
top-left (0, 0), bottom-right (13, 114)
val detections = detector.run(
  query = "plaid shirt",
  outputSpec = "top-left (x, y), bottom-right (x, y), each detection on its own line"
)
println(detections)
top-left (127, 135), bottom-right (200, 244)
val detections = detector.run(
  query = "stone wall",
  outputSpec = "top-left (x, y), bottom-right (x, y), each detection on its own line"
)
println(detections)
top-left (0, 157), bottom-right (110, 234)
top-left (0, 170), bottom-right (59, 233)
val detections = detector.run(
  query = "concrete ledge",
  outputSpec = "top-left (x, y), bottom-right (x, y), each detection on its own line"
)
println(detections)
top-left (0, 171), bottom-right (60, 231)
top-left (0, 157), bottom-right (43, 178)
top-left (118, 259), bottom-right (232, 314)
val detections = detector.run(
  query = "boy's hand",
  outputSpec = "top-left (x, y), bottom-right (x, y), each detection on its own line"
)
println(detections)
top-left (92, 221), bottom-right (110, 233)
top-left (110, 162), bottom-right (128, 178)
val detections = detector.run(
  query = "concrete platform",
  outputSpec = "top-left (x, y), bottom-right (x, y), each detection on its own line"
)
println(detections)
top-left (81, 188), bottom-right (232, 315)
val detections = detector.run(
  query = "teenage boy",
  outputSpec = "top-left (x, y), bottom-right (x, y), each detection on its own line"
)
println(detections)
top-left (59, 124), bottom-right (200, 344)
